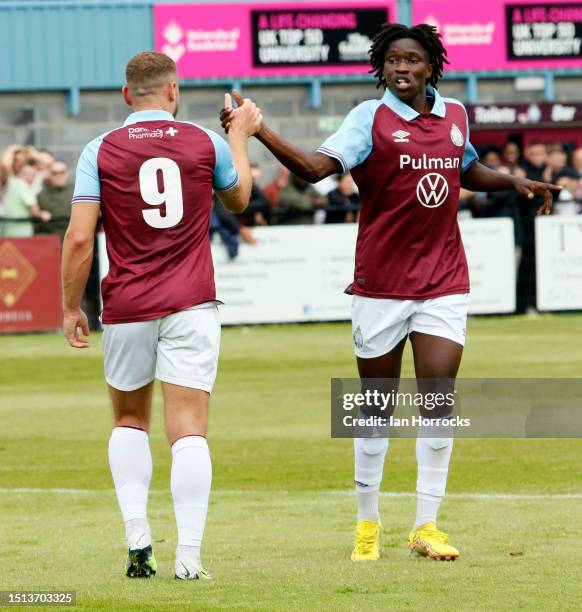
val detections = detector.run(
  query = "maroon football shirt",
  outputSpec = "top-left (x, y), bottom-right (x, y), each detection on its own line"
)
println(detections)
top-left (318, 87), bottom-right (478, 300)
top-left (72, 110), bottom-right (238, 324)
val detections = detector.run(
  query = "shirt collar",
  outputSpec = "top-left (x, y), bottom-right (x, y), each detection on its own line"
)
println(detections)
top-left (123, 109), bottom-right (175, 126)
top-left (381, 85), bottom-right (446, 121)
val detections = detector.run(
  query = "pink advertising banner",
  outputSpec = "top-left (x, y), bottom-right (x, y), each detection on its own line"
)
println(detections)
top-left (154, 2), bottom-right (395, 79)
top-left (413, 0), bottom-right (582, 72)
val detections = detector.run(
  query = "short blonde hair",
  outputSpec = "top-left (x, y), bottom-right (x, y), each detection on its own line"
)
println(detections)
top-left (126, 51), bottom-right (177, 96)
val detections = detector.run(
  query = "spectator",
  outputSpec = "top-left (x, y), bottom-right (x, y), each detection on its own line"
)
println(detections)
top-left (480, 146), bottom-right (502, 170)
top-left (482, 165), bottom-right (524, 252)
top-left (210, 194), bottom-right (257, 259)
top-left (571, 147), bottom-right (582, 200)
top-left (522, 141), bottom-right (547, 182)
top-left (502, 141), bottom-right (521, 171)
top-left (326, 173), bottom-right (360, 223)
top-left (517, 142), bottom-right (548, 314)
top-left (2, 159), bottom-right (52, 238)
top-left (263, 165), bottom-right (290, 208)
top-left (1, 146), bottom-right (26, 195)
top-left (31, 148), bottom-right (56, 195)
top-left (277, 173), bottom-right (326, 225)
top-left (458, 187), bottom-right (476, 219)
top-left (210, 194), bottom-right (240, 259)
top-left (571, 147), bottom-right (582, 174)
top-left (554, 169), bottom-right (581, 216)
top-left (236, 163), bottom-right (271, 227)
top-left (36, 159), bottom-right (73, 239)
top-left (543, 143), bottom-right (570, 185)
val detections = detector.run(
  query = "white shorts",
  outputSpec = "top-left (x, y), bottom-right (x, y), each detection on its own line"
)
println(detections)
top-left (352, 293), bottom-right (469, 358)
top-left (102, 306), bottom-right (221, 393)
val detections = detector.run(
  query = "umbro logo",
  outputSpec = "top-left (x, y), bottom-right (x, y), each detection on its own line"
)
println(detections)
top-left (166, 127), bottom-right (178, 136)
top-left (392, 130), bottom-right (410, 142)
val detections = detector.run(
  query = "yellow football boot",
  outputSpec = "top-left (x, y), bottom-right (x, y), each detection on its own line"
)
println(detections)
top-left (408, 522), bottom-right (459, 561)
top-left (351, 520), bottom-right (382, 561)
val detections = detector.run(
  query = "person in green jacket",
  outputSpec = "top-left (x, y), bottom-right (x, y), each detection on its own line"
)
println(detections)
top-left (36, 159), bottom-right (74, 240)
top-left (278, 173), bottom-right (326, 225)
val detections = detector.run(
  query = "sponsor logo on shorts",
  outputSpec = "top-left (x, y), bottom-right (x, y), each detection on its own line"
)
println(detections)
top-left (353, 326), bottom-right (364, 351)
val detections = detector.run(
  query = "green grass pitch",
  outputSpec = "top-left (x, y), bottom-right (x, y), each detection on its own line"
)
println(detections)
top-left (1, 314), bottom-right (582, 610)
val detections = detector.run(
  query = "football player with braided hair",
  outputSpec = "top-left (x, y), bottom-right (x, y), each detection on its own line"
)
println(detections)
top-left (221, 22), bottom-right (559, 562)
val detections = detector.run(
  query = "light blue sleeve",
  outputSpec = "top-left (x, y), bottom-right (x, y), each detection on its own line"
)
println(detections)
top-left (72, 136), bottom-right (103, 204)
top-left (205, 129), bottom-right (239, 191)
top-left (317, 100), bottom-right (380, 174)
top-left (462, 129), bottom-right (479, 173)
top-left (457, 102), bottom-right (478, 172)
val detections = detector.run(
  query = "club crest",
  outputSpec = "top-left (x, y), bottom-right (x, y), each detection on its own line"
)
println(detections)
top-left (450, 123), bottom-right (464, 147)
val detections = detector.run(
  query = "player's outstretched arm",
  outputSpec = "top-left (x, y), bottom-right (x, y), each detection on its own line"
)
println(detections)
top-left (461, 161), bottom-right (561, 215)
top-left (216, 92), bottom-right (262, 213)
top-left (220, 91), bottom-right (339, 183)
top-left (61, 202), bottom-right (99, 348)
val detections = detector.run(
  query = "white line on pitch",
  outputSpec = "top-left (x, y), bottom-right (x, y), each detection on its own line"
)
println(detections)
top-left (1, 488), bottom-right (582, 500)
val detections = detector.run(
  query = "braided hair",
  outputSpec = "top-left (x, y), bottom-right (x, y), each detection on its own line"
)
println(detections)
top-left (369, 23), bottom-right (449, 89)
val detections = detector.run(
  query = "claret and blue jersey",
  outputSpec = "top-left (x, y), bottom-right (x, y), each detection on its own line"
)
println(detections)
top-left (318, 86), bottom-right (479, 300)
top-left (72, 109), bottom-right (239, 324)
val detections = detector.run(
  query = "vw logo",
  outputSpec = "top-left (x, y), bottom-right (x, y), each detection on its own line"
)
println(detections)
top-left (416, 173), bottom-right (449, 208)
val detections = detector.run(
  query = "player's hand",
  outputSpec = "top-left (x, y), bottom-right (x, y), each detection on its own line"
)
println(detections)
top-left (220, 94), bottom-right (235, 134)
top-left (513, 177), bottom-right (561, 215)
top-left (63, 308), bottom-right (90, 349)
top-left (221, 90), bottom-right (262, 136)
top-left (40, 210), bottom-right (52, 222)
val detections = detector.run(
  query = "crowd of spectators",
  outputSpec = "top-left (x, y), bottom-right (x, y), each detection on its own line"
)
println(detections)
top-left (0, 144), bottom-right (100, 323)
top-left (0, 145), bottom-right (73, 238)
top-left (2, 139), bottom-right (580, 312)
top-left (459, 141), bottom-right (582, 312)
top-left (3, 141), bottom-right (580, 238)
top-left (461, 141), bottom-right (582, 220)
top-left (209, 161), bottom-right (362, 258)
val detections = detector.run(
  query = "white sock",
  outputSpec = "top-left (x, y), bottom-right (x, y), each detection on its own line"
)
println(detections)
top-left (171, 436), bottom-right (212, 553)
top-left (354, 437), bottom-right (388, 522)
top-left (108, 427), bottom-right (152, 549)
top-left (125, 518), bottom-right (152, 550)
top-left (414, 433), bottom-right (454, 530)
top-left (176, 544), bottom-right (201, 569)
top-left (356, 489), bottom-right (381, 522)
top-left (414, 493), bottom-right (442, 529)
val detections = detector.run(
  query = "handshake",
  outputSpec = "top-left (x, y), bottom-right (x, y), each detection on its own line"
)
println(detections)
top-left (220, 90), bottom-right (263, 138)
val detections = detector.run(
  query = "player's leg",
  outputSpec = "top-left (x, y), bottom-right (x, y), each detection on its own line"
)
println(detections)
top-left (103, 321), bottom-right (158, 577)
top-left (355, 341), bottom-right (406, 516)
top-left (407, 294), bottom-right (467, 560)
top-left (162, 382), bottom-right (212, 580)
top-left (350, 296), bottom-right (411, 560)
top-left (156, 306), bottom-right (220, 580)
